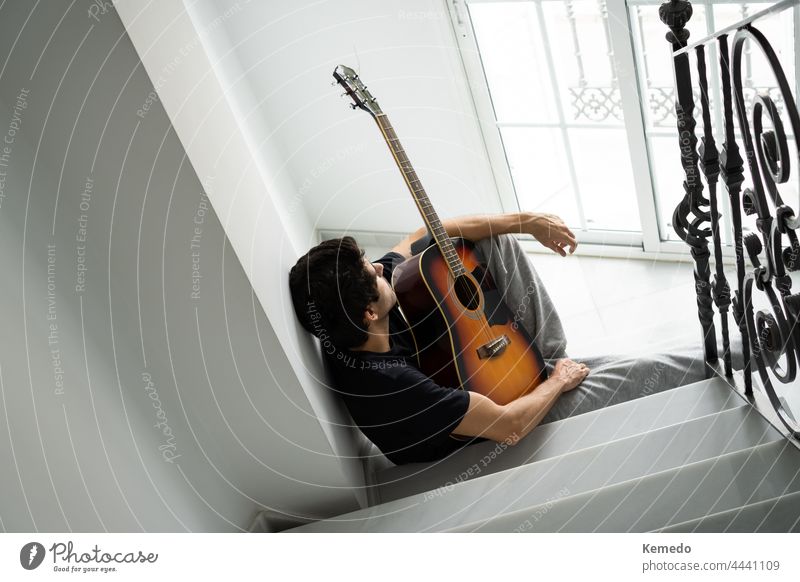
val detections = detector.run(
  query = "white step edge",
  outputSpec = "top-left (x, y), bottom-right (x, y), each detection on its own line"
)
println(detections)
top-left (373, 376), bottom-right (743, 504)
top-left (289, 404), bottom-right (780, 532)
top-left (444, 439), bottom-right (800, 532)
top-left (653, 489), bottom-right (800, 532)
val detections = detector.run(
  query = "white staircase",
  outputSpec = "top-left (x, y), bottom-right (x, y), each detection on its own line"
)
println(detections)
top-left (286, 376), bottom-right (800, 532)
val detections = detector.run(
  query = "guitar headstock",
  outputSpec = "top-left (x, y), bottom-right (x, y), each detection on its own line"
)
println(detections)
top-left (333, 65), bottom-right (382, 117)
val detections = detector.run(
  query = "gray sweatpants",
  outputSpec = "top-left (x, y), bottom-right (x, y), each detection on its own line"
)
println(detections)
top-left (473, 233), bottom-right (744, 424)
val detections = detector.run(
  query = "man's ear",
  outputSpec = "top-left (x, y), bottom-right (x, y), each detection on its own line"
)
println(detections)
top-left (362, 306), bottom-right (377, 328)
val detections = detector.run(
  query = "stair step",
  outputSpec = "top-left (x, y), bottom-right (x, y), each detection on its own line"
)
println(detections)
top-left (448, 440), bottom-right (800, 532)
top-left (656, 490), bottom-right (800, 532)
top-left (288, 403), bottom-right (780, 532)
top-left (374, 376), bottom-right (742, 504)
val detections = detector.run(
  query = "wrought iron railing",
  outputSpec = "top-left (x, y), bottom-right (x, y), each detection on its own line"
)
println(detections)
top-left (660, 0), bottom-right (800, 438)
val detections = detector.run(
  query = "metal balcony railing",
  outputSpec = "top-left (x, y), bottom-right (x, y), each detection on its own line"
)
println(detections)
top-left (661, 0), bottom-right (800, 438)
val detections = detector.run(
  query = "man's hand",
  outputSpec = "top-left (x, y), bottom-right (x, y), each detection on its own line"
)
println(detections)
top-left (453, 357), bottom-right (590, 446)
top-left (553, 358), bottom-right (589, 392)
top-left (529, 213), bottom-right (577, 256)
top-left (394, 212), bottom-right (576, 257)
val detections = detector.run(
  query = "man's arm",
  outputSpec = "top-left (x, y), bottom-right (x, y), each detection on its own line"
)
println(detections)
top-left (451, 359), bottom-right (589, 445)
top-left (390, 211), bottom-right (577, 259)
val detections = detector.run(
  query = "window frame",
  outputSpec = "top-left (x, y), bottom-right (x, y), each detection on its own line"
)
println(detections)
top-left (445, 0), bottom-right (797, 257)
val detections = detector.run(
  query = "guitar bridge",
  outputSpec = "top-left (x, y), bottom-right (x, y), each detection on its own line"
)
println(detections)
top-left (476, 334), bottom-right (510, 359)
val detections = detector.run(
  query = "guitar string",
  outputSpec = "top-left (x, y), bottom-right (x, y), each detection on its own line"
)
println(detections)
top-left (375, 114), bottom-right (497, 350)
top-left (381, 117), bottom-right (498, 349)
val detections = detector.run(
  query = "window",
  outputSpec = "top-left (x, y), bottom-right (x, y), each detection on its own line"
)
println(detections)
top-left (452, 0), bottom-right (797, 252)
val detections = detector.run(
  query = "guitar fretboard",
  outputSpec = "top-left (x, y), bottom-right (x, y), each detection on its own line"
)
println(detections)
top-left (375, 113), bottom-right (465, 277)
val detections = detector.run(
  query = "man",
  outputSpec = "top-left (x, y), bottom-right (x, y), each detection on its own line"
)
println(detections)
top-left (289, 211), bottom-right (710, 465)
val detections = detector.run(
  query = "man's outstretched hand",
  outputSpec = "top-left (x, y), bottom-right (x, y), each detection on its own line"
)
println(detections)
top-left (529, 213), bottom-right (577, 256)
top-left (553, 358), bottom-right (590, 392)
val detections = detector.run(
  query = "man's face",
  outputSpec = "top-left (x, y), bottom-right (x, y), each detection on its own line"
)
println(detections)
top-left (363, 258), bottom-right (397, 320)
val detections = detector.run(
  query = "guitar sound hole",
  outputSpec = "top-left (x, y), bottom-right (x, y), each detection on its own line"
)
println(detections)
top-left (454, 275), bottom-right (480, 311)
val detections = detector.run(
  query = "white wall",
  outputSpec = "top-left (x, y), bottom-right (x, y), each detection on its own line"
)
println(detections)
top-left (188, 0), bottom-right (505, 243)
top-left (115, 0), bottom-right (374, 516)
top-left (0, 0), bottom-right (364, 532)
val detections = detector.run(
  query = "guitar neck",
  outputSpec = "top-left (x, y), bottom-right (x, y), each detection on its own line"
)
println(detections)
top-left (374, 113), bottom-right (465, 277)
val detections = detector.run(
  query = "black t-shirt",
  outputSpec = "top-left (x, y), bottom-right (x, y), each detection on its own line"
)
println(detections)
top-left (324, 248), bottom-right (484, 465)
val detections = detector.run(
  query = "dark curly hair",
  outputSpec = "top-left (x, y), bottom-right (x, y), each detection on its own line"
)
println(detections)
top-left (288, 236), bottom-right (380, 350)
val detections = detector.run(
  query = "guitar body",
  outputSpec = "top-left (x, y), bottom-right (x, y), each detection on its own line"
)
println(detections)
top-left (392, 237), bottom-right (547, 406)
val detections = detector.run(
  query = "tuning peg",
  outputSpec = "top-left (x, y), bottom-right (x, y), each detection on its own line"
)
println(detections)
top-left (350, 103), bottom-right (358, 109)
top-left (330, 80), bottom-right (338, 86)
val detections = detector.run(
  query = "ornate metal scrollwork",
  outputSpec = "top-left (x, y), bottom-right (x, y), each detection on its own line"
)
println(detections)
top-left (645, 86), bottom-right (784, 127)
top-left (659, 0), bottom-right (719, 373)
top-left (661, 0), bottom-right (800, 437)
top-left (729, 24), bottom-right (800, 436)
top-left (569, 86), bottom-right (622, 122)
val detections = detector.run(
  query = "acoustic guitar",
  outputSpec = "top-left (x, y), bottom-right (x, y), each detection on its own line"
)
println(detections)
top-left (333, 65), bottom-right (547, 405)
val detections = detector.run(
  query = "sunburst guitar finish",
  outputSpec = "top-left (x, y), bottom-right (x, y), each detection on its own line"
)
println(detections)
top-left (392, 237), bottom-right (547, 405)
